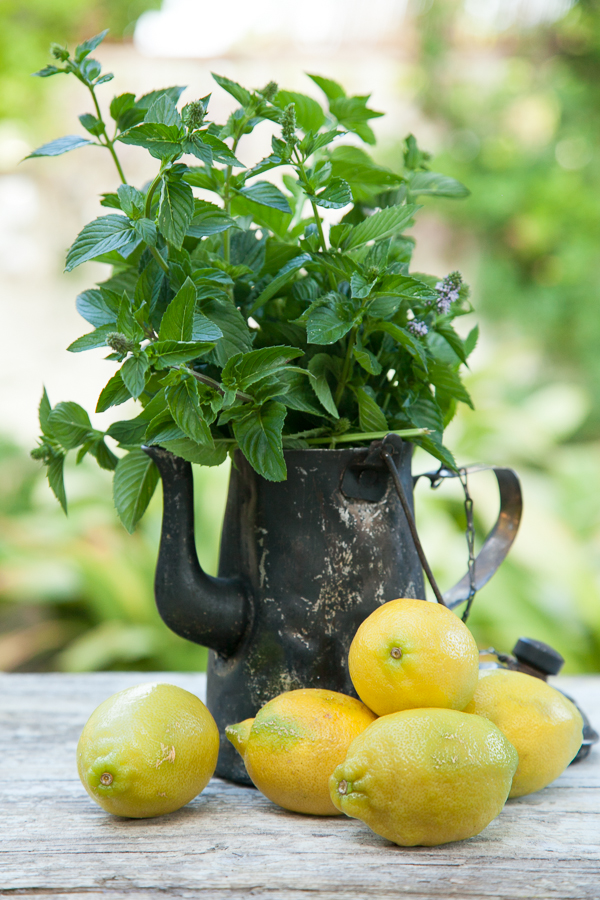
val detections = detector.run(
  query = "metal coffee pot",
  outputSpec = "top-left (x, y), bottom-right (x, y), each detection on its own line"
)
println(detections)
top-left (145, 435), bottom-right (525, 783)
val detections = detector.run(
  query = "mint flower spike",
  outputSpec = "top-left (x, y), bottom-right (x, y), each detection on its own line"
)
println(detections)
top-left (182, 100), bottom-right (207, 131)
top-left (435, 271), bottom-right (463, 315)
top-left (260, 81), bottom-right (279, 102)
top-left (282, 103), bottom-right (297, 146)
top-left (408, 320), bottom-right (429, 337)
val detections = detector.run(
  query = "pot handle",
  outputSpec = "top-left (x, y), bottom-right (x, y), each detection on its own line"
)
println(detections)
top-left (413, 464), bottom-right (523, 610)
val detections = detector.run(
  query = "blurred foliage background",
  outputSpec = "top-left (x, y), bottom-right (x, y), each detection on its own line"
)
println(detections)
top-left (1, 0), bottom-right (599, 673)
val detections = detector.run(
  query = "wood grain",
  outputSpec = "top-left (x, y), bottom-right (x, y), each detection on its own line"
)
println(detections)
top-left (0, 673), bottom-right (598, 900)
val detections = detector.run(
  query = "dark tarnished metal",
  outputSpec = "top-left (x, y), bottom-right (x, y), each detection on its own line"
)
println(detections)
top-left (413, 463), bottom-right (523, 610)
top-left (142, 446), bottom-right (250, 658)
top-left (146, 441), bottom-right (424, 784)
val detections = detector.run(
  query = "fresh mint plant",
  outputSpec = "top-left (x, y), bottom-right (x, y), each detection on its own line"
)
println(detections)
top-left (29, 31), bottom-right (476, 532)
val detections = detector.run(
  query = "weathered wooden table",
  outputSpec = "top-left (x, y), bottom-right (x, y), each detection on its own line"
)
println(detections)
top-left (1, 673), bottom-right (598, 900)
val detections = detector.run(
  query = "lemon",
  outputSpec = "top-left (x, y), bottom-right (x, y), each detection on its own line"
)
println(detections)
top-left (329, 708), bottom-right (518, 846)
top-left (464, 670), bottom-right (583, 798)
top-left (77, 682), bottom-right (219, 818)
top-left (348, 598), bottom-right (479, 716)
top-left (226, 688), bottom-right (376, 816)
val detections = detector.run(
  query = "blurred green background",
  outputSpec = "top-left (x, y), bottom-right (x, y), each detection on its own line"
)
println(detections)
top-left (1, 0), bottom-right (599, 673)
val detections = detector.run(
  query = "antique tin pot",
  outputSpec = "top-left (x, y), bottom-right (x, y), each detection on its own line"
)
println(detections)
top-left (145, 439), bottom-right (520, 784)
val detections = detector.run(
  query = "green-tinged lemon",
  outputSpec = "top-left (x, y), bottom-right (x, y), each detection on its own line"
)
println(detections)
top-left (77, 682), bottom-right (219, 818)
top-left (329, 707), bottom-right (518, 846)
top-left (227, 688), bottom-right (376, 815)
top-left (464, 670), bottom-right (583, 798)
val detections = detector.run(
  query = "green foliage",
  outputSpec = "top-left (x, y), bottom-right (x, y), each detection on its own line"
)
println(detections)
top-left (28, 34), bottom-right (474, 531)
top-left (416, 0), bottom-right (600, 436)
top-left (0, 1), bottom-right (160, 121)
top-left (0, 438), bottom-right (223, 672)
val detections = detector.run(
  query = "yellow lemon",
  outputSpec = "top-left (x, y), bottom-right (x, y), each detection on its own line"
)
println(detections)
top-left (348, 598), bottom-right (479, 715)
top-left (226, 688), bottom-right (376, 816)
top-left (77, 682), bottom-right (219, 818)
top-left (464, 670), bottom-right (583, 798)
top-left (329, 708), bottom-right (518, 846)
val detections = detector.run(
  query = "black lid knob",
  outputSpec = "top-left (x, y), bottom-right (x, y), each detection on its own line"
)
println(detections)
top-left (512, 637), bottom-right (564, 676)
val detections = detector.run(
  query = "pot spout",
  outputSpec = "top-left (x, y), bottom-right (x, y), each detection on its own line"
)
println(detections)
top-left (143, 446), bottom-right (250, 658)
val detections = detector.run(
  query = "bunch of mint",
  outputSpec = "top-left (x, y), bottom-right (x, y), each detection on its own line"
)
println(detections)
top-left (29, 30), bottom-right (476, 532)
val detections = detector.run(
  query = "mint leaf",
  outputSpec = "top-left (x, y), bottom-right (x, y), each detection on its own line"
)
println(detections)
top-left (120, 354), bottom-right (150, 399)
top-left (211, 72), bottom-right (252, 107)
top-left (136, 86), bottom-right (187, 111)
top-left (107, 418), bottom-right (148, 445)
top-left (159, 438), bottom-right (227, 467)
top-left (32, 65), bottom-right (66, 78)
top-left (133, 217), bottom-right (157, 246)
top-left (113, 450), bottom-right (159, 533)
top-left (356, 387), bottom-right (387, 432)
top-left (434, 320), bottom-right (468, 365)
top-left (274, 90), bottom-right (325, 133)
top-left (329, 146), bottom-right (403, 202)
top-left (250, 253), bottom-right (311, 313)
top-left (192, 311), bottom-right (223, 342)
top-left (144, 94), bottom-right (182, 128)
top-left (117, 122), bottom-right (182, 159)
top-left (222, 346), bottom-right (304, 392)
top-left (90, 439), bottom-right (118, 471)
top-left (96, 371), bottom-right (132, 412)
top-left (308, 354), bottom-right (339, 418)
top-left (201, 299), bottom-right (252, 366)
top-left (65, 215), bottom-right (139, 272)
top-left (48, 401), bottom-right (93, 449)
top-left (329, 96), bottom-right (384, 145)
top-left (408, 171), bottom-right (470, 199)
top-left (367, 320), bottom-right (427, 368)
top-left (350, 273), bottom-right (376, 299)
top-left (464, 325), bottom-right (479, 358)
top-left (429, 361), bottom-right (474, 409)
top-left (188, 200), bottom-right (238, 237)
top-left (27, 135), bottom-right (94, 158)
top-left (47, 453), bottom-right (67, 513)
top-left (307, 74), bottom-right (346, 101)
top-left (300, 129), bottom-right (344, 157)
top-left (408, 393), bottom-right (444, 436)
top-left (353, 346), bottom-right (382, 375)
top-left (158, 177), bottom-right (194, 248)
top-left (182, 134), bottom-right (213, 165)
top-left (117, 294), bottom-right (144, 341)
top-left (313, 177), bottom-right (352, 210)
top-left (237, 182), bottom-right (291, 213)
top-left (110, 92), bottom-right (136, 124)
top-left (150, 340), bottom-right (214, 368)
top-left (39, 388), bottom-right (53, 436)
top-left (232, 401), bottom-right (287, 481)
top-left (343, 205), bottom-right (419, 251)
top-left (75, 29), bottom-right (109, 62)
top-left (166, 380), bottom-right (213, 445)
top-left (159, 277), bottom-right (196, 341)
top-left (67, 324), bottom-right (114, 352)
top-left (145, 410), bottom-right (186, 444)
top-left (306, 296), bottom-right (355, 344)
top-left (199, 132), bottom-right (243, 166)
top-left (411, 434), bottom-right (456, 471)
top-left (79, 114), bottom-right (104, 136)
top-left (117, 184), bottom-right (145, 218)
